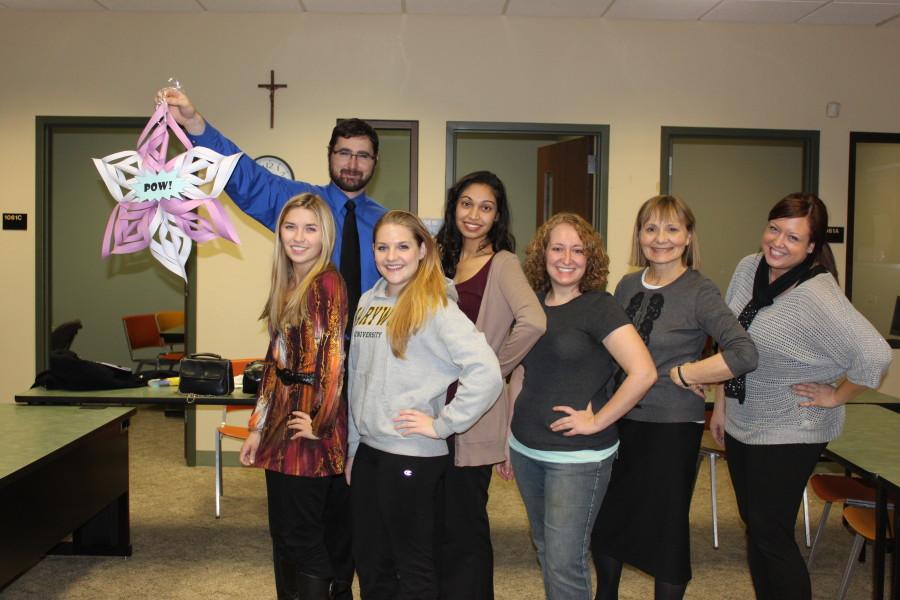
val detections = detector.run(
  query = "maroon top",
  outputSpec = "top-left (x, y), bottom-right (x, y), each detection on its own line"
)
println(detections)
top-left (445, 255), bottom-right (494, 405)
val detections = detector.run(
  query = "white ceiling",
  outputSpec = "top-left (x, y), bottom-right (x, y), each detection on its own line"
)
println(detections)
top-left (1, 0), bottom-right (899, 27)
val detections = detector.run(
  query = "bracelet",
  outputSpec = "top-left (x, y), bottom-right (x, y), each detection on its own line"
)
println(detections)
top-left (676, 364), bottom-right (690, 387)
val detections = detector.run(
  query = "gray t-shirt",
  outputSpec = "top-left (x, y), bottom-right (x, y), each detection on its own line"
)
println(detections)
top-left (615, 268), bottom-right (758, 423)
top-left (511, 290), bottom-right (630, 452)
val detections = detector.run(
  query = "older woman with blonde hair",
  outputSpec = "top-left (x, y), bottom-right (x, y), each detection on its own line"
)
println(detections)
top-left (509, 212), bottom-right (656, 600)
top-left (592, 195), bottom-right (757, 600)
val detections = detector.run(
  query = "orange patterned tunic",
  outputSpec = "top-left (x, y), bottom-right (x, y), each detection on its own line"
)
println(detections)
top-left (249, 268), bottom-right (348, 477)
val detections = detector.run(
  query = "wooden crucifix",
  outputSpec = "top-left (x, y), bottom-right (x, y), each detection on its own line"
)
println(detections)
top-left (258, 70), bottom-right (287, 129)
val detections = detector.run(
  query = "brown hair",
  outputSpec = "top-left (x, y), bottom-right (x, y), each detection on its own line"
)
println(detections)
top-left (524, 212), bottom-right (609, 294)
top-left (374, 211), bottom-right (448, 358)
top-left (767, 193), bottom-right (838, 281)
top-left (630, 195), bottom-right (700, 269)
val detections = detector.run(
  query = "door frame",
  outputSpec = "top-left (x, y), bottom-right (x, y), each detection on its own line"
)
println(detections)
top-left (846, 131), bottom-right (900, 300)
top-left (660, 127), bottom-right (820, 195)
top-left (446, 122), bottom-right (610, 238)
top-left (35, 116), bottom-right (196, 372)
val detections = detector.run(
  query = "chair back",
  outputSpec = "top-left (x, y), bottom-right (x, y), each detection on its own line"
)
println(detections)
top-left (122, 314), bottom-right (164, 356)
top-left (156, 310), bottom-right (185, 332)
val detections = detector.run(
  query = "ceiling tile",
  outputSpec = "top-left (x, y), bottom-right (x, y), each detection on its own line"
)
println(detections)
top-left (801, 2), bottom-right (900, 24)
top-left (506, 0), bottom-right (615, 18)
top-left (703, 1), bottom-right (826, 23)
top-left (302, 0), bottom-right (400, 14)
top-left (1, 0), bottom-right (103, 9)
top-left (99, 0), bottom-right (202, 10)
top-left (603, 0), bottom-right (721, 21)
top-left (406, 0), bottom-right (505, 15)
top-left (200, 0), bottom-right (303, 12)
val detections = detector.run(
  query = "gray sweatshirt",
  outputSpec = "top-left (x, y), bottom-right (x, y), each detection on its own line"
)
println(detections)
top-left (347, 278), bottom-right (503, 458)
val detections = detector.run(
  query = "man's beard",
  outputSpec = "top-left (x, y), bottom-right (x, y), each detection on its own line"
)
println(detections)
top-left (330, 165), bottom-right (373, 194)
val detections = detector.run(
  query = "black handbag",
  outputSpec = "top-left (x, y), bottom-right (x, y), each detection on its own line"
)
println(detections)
top-left (178, 353), bottom-right (234, 396)
top-left (241, 360), bottom-right (266, 396)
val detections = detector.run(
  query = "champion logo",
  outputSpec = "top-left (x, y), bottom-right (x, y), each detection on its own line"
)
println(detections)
top-left (403, 469), bottom-right (414, 477)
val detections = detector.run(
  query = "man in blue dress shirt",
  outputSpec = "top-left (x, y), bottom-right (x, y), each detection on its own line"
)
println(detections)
top-left (159, 87), bottom-right (387, 300)
top-left (160, 88), bottom-right (383, 600)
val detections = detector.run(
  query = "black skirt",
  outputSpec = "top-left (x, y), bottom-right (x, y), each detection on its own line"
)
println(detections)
top-left (591, 419), bottom-right (704, 584)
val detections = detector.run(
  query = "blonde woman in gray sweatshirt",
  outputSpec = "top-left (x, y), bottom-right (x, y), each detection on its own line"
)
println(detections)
top-left (345, 210), bottom-right (503, 600)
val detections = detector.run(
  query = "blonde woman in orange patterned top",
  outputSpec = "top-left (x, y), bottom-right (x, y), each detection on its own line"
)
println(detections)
top-left (240, 192), bottom-right (348, 600)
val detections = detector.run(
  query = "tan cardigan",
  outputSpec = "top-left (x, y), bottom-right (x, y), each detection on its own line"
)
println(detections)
top-left (453, 250), bottom-right (546, 467)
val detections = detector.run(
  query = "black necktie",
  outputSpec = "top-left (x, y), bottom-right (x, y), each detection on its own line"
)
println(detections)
top-left (341, 200), bottom-right (361, 324)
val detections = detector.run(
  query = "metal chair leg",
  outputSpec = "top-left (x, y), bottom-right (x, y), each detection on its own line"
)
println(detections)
top-left (837, 534), bottom-right (865, 600)
top-left (803, 488), bottom-right (811, 548)
top-left (710, 453), bottom-right (719, 549)
top-left (807, 502), bottom-right (832, 568)
top-left (215, 430), bottom-right (223, 518)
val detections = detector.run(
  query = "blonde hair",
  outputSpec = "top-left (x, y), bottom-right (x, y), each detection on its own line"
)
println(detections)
top-left (630, 194), bottom-right (700, 269)
top-left (261, 193), bottom-right (336, 330)
top-left (524, 212), bottom-right (609, 294)
top-left (375, 210), bottom-right (447, 358)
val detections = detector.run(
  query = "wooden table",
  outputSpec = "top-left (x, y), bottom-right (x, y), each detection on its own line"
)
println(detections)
top-left (0, 405), bottom-right (135, 589)
top-left (824, 404), bottom-right (900, 600)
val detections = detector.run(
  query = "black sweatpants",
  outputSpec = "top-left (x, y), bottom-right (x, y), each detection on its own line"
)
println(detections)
top-left (437, 443), bottom-right (494, 600)
top-left (351, 443), bottom-right (449, 600)
top-left (725, 433), bottom-right (825, 600)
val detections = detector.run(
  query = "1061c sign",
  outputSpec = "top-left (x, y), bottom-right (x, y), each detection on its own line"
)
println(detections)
top-left (3, 213), bottom-right (27, 231)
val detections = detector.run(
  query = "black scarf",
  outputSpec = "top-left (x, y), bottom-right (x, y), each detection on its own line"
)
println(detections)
top-left (724, 253), bottom-right (825, 403)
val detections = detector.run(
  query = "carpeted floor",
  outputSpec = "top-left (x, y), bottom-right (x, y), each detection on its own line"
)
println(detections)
top-left (1, 407), bottom-right (876, 599)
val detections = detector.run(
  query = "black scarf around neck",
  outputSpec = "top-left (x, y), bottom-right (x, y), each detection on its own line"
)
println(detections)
top-left (724, 253), bottom-right (825, 403)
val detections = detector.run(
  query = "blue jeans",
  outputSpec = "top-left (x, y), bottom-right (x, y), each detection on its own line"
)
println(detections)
top-left (511, 448), bottom-right (615, 600)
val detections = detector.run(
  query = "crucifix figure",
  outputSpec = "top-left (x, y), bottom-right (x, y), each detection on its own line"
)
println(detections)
top-left (258, 70), bottom-right (287, 129)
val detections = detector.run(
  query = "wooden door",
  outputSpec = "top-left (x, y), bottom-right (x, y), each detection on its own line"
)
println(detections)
top-left (536, 136), bottom-right (595, 226)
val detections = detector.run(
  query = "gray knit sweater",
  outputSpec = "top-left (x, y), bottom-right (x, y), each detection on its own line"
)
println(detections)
top-left (724, 254), bottom-right (892, 445)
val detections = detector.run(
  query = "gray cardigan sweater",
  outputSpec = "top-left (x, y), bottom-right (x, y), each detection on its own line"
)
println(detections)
top-left (724, 254), bottom-right (892, 445)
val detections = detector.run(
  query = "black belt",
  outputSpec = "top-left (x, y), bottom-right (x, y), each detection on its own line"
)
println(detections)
top-left (275, 367), bottom-right (315, 386)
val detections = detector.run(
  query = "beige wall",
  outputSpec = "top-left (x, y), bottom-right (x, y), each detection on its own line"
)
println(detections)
top-left (2, 12), bottom-right (900, 406)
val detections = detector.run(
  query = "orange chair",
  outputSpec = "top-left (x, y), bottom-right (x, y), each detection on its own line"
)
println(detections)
top-left (155, 310), bottom-right (184, 332)
top-left (122, 313), bottom-right (184, 372)
top-left (155, 310), bottom-right (185, 352)
top-left (214, 358), bottom-right (261, 518)
top-left (836, 506), bottom-right (895, 600)
top-left (806, 474), bottom-right (877, 568)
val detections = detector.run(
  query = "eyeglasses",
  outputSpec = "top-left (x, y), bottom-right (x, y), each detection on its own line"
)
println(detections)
top-left (331, 149), bottom-right (376, 163)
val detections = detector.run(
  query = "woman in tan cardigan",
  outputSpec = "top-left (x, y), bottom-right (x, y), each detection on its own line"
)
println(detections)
top-left (434, 171), bottom-right (546, 600)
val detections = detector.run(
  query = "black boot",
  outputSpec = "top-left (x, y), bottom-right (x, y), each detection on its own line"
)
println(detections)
top-left (274, 558), bottom-right (299, 600)
top-left (297, 573), bottom-right (333, 600)
top-left (330, 580), bottom-right (353, 600)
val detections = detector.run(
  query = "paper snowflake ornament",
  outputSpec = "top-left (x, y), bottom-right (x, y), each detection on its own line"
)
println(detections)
top-left (93, 102), bottom-right (241, 280)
